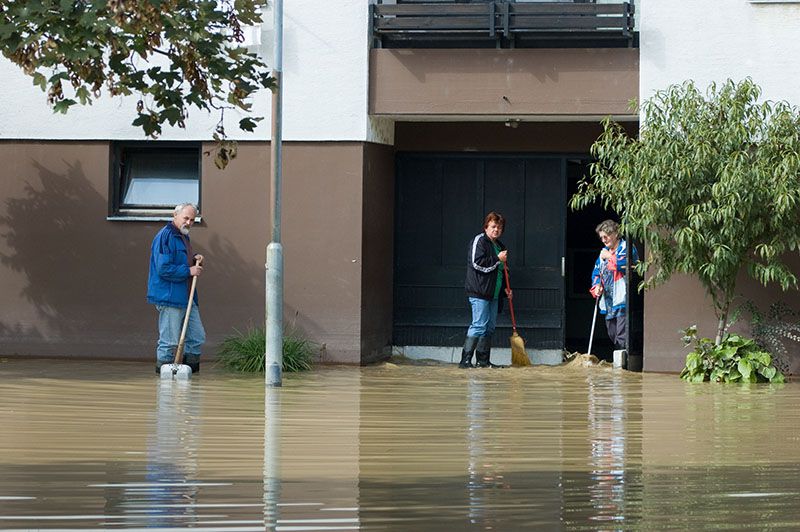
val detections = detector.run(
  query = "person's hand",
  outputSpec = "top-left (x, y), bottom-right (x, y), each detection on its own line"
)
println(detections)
top-left (600, 249), bottom-right (613, 261)
top-left (190, 264), bottom-right (203, 277)
top-left (590, 284), bottom-right (603, 298)
top-left (194, 254), bottom-right (204, 265)
top-left (505, 288), bottom-right (513, 300)
top-left (498, 250), bottom-right (508, 263)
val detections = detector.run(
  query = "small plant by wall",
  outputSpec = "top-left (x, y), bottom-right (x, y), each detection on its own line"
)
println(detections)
top-left (746, 302), bottom-right (800, 376)
top-left (679, 325), bottom-right (785, 383)
top-left (217, 327), bottom-right (314, 373)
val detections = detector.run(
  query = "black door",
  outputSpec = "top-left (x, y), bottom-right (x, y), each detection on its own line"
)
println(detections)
top-left (393, 153), bottom-right (566, 348)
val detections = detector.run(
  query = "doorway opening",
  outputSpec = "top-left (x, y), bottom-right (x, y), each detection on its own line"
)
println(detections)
top-left (564, 159), bottom-right (643, 363)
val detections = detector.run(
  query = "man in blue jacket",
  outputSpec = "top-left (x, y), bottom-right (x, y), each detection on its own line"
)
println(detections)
top-left (147, 203), bottom-right (205, 374)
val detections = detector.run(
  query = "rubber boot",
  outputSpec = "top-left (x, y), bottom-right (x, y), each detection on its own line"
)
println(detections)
top-left (475, 336), bottom-right (504, 368)
top-left (185, 354), bottom-right (200, 374)
top-left (459, 336), bottom-right (479, 368)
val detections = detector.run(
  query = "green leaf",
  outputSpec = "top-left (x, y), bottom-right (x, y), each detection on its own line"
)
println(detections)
top-left (32, 72), bottom-right (47, 90)
top-left (48, 72), bottom-right (70, 84)
top-left (52, 99), bottom-right (77, 114)
top-left (737, 359), bottom-right (752, 380)
top-left (238, 116), bottom-right (263, 132)
top-left (685, 352), bottom-right (701, 370)
top-left (760, 366), bottom-right (776, 380)
top-left (160, 107), bottom-right (182, 126)
top-left (75, 87), bottom-right (91, 105)
top-left (718, 346), bottom-right (737, 360)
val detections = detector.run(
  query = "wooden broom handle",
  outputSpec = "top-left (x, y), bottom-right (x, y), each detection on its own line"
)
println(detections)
top-left (502, 264), bottom-right (517, 332)
top-left (174, 259), bottom-right (201, 365)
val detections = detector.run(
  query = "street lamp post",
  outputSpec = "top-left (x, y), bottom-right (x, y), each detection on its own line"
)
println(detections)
top-left (265, 0), bottom-right (283, 387)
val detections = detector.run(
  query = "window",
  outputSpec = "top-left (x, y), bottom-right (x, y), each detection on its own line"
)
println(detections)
top-left (110, 142), bottom-right (201, 219)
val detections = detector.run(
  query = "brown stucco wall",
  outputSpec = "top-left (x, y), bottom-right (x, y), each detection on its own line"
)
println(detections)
top-left (281, 142), bottom-right (366, 364)
top-left (0, 141), bottom-right (153, 358)
top-left (371, 48), bottom-right (639, 118)
top-left (0, 141), bottom-right (271, 359)
top-left (0, 140), bottom-right (393, 364)
top-left (644, 257), bottom-right (800, 373)
top-left (360, 143), bottom-right (395, 363)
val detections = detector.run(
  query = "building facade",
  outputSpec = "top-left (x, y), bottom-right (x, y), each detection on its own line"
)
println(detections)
top-left (0, 0), bottom-right (798, 371)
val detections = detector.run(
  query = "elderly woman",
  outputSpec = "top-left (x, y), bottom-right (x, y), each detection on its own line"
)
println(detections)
top-left (459, 212), bottom-right (511, 368)
top-left (590, 219), bottom-right (638, 351)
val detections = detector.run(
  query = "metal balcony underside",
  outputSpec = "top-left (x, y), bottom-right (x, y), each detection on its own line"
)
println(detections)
top-left (371, 1), bottom-right (636, 49)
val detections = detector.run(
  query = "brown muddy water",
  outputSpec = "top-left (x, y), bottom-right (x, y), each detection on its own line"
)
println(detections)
top-left (1, 358), bottom-right (800, 531)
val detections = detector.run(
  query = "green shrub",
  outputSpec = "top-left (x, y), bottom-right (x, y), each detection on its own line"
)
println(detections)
top-left (679, 325), bottom-right (785, 383)
top-left (217, 327), bottom-right (315, 373)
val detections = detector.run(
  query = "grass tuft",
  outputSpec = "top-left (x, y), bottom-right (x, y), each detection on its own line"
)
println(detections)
top-left (217, 327), bottom-right (314, 373)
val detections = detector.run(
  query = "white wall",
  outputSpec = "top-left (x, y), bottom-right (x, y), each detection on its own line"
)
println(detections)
top-left (640, 0), bottom-right (800, 106)
top-left (0, 0), bottom-right (373, 142)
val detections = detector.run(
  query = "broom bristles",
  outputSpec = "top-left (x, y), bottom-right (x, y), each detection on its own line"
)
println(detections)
top-left (510, 331), bottom-right (531, 367)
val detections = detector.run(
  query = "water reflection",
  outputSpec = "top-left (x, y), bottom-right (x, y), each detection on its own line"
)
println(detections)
top-left (466, 373), bottom-right (506, 528)
top-left (140, 380), bottom-right (200, 525)
top-left (1, 360), bottom-right (799, 529)
top-left (94, 380), bottom-right (204, 527)
top-left (271, 368), bottom-right (361, 531)
top-left (586, 371), bottom-right (629, 526)
top-left (264, 385), bottom-right (280, 530)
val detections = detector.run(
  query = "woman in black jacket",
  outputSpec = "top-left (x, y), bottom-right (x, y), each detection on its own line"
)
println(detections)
top-left (460, 211), bottom-right (510, 368)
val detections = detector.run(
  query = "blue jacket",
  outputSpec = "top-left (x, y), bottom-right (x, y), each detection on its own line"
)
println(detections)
top-left (147, 223), bottom-right (198, 308)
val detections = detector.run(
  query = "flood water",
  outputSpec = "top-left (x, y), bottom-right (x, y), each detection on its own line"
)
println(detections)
top-left (1, 358), bottom-right (800, 530)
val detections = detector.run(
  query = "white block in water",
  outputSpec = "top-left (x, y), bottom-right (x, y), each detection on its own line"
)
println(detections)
top-left (160, 363), bottom-right (193, 380)
top-left (613, 350), bottom-right (627, 369)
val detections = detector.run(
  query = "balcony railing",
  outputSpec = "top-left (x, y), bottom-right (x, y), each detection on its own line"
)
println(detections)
top-left (370, 1), bottom-right (636, 49)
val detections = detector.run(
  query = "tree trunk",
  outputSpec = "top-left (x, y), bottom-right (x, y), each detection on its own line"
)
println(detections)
top-left (715, 303), bottom-right (729, 345)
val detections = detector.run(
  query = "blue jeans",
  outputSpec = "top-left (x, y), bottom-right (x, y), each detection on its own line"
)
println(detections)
top-left (156, 303), bottom-right (205, 365)
top-left (467, 297), bottom-right (498, 337)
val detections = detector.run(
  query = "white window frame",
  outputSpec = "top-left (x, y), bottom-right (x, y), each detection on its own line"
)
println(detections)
top-left (108, 142), bottom-right (202, 221)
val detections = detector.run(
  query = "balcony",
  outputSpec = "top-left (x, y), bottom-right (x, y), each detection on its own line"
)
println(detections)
top-left (370, 1), bottom-right (636, 49)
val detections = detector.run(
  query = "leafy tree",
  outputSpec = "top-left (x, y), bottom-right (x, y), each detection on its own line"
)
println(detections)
top-left (571, 79), bottom-right (800, 344)
top-left (0, 0), bottom-right (275, 168)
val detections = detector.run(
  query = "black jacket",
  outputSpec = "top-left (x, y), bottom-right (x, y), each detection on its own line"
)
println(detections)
top-left (465, 233), bottom-right (508, 308)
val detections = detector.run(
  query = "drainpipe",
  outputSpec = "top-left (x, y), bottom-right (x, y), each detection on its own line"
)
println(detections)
top-left (266, 0), bottom-right (284, 387)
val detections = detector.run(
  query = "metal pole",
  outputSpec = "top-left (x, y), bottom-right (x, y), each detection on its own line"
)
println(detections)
top-left (266, 0), bottom-right (284, 387)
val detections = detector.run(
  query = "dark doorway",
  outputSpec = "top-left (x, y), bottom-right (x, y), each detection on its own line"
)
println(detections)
top-left (393, 153), bottom-right (565, 348)
top-left (564, 159), bottom-right (644, 362)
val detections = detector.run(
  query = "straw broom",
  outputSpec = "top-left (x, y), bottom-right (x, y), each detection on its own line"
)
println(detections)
top-left (503, 265), bottom-right (531, 367)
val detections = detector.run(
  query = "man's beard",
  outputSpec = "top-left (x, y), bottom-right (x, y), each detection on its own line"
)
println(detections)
top-left (180, 225), bottom-right (190, 236)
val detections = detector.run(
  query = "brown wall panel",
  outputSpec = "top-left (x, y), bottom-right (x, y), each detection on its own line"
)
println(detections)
top-left (0, 142), bottom-right (151, 358)
top-left (644, 255), bottom-right (800, 373)
top-left (371, 48), bottom-right (639, 117)
top-left (360, 143), bottom-right (395, 363)
top-left (0, 141), bottom-right (271, 359)
top-left (282, 143), bottom-right (366, 364)
top-left (198, 142), bottom-right (270, 354)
